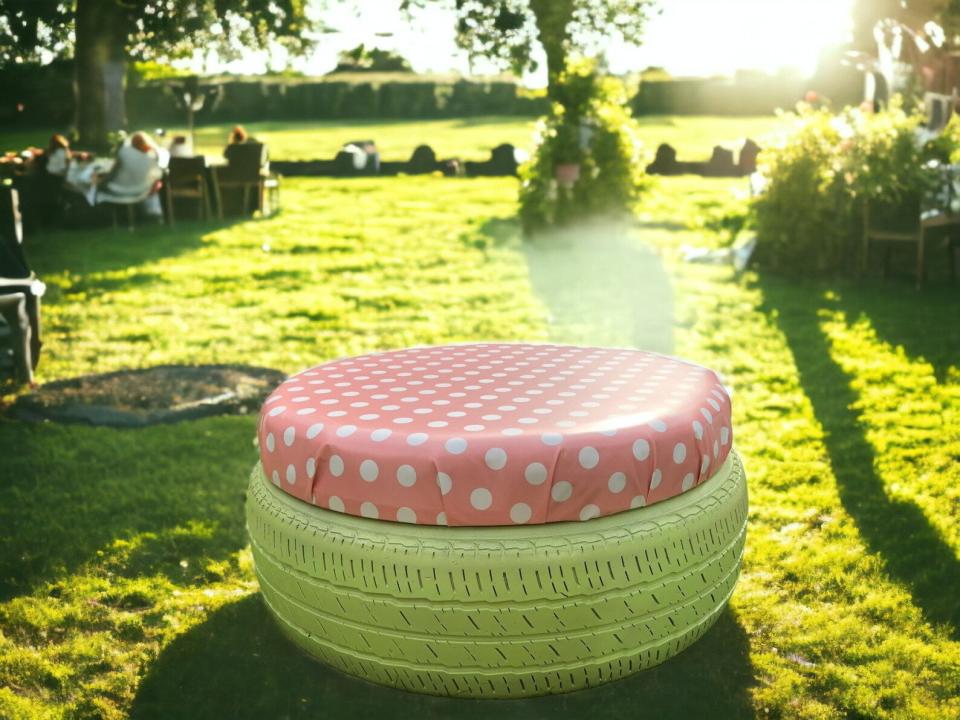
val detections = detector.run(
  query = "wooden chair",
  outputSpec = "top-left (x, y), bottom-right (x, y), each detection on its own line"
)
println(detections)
top-left (165, 156), bottom-right (213, 225)
top-left (217, 143), bottom-right (280, 218)
top-left (0, 185), bottom-right (42, 384)
top-left (862, 195), bottom-right (960, 290)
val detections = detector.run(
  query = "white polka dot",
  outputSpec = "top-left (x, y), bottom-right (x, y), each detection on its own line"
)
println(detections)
top-left (551, 481), bottom-right (573, 502)
top-left (329, 455), bottom-right (344, 477)
top-left (649, 419), bottom-right (667, 432)
top-left (296, 407), bottom-right (317, 416)
top-left (525, 462), bottom-right (548, 485)
top-left (360, 502), bottom-right (379, 519)
top-left (682, 473), bottom-right (695, 491)
top-left (306, 423), bottom-right (325, 439)
top-left (445, 437), bottom-right (468, 454)
top-left (673, 443), bottom-right (687, 464)
top-left (502, 428), bottom-right (523, 436)
top-left (436, 512), bottom-right (448, 525)
top-left (267, 405), bottom-right (286, 417)
top-left (632, 438), bottom-right (650, 460)
top-left (285, 464), bottom-right (296, 484)
top-left (407, 432), bottom-right (428, 446)
top-left (437, 472), bottom-right (453, 495)
top-left (701, 455), bottom-right (711, 476)
top-left (541, 432), bottom-right (563, 445)
top-left (510, 503), bottom-right (532, 524)
top-left (630, 495), bottom-right (646, 509)
top-left (283, 426), bottom-right (296, 447)
top-left (306, 457), bottom-right (316, 477)
top-left (721, 426), bottom-right (730, 445)
top-left (608, 472), bottom-right (627, 493)
top-left (397, 464), bottom-right (417, 487)
top-left (360, 460), bottom-right (379, 482)
top-left (484, 448), bottom-right (508, 470)
top-left (701, 408), bottom-right (713, 424)
top-left (692, 420), bottom-right (704, 440)
top-left (396, 507), bottom-right (417, 523)
top-left (650, 469), bottom-right (662, 489)
top-left (265, 433), bottom-right (275, 452)
top-left (578, 447), bottom-right (600, 469)
top-left (579, 504), bottom-right (600, 521)
top-left (714, 440), bottom-right (720, 458)
top-left (427, 421), bottom-right (448, 428)
top-left (393, 417), bottom-right (413, 424)
top-left (708, 398), bottom-right (721, 412)
top-left (370, 428), bottom-right (391, 442)
top-left (465, 424), bottom-right (485, 432)
top-left (359, 413), bottom-right (380, 420)
top-left (470, 488), bottom-right (493, 510)
top-left (328, 495), bottom-right (345, 513)
top-left (336, 424), bottom-right (357, 438)
top-left (271, 470), bottom-right (280, 486)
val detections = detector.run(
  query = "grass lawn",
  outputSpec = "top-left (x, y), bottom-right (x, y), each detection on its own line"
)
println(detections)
top-left (1, 114), bottom-right (783, 161)
top-left (1, 117), bottom-right (959, 719)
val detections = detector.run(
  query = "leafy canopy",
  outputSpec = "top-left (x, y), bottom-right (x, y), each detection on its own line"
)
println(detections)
top-left (0, 0), bottom-right (315, 65)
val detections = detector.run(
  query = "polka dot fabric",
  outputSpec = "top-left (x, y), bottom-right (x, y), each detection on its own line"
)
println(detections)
top-left (257, 343), bottom-right (734, 527)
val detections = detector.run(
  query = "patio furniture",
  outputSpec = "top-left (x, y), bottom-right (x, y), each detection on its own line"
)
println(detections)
top-left (164, 156), bottom-right (215, 225)
top-left (862, 165), bottom-right (960, 289)
top-left (246, 343), bottom-right (747, 698)
top-left (0, 185), bottom-right (43, 384)
top-left (217, 143), bottom-right (279, 218)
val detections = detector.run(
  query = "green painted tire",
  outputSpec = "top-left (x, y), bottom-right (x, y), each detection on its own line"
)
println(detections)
top-left (246, 450), bottom-right (747, 698)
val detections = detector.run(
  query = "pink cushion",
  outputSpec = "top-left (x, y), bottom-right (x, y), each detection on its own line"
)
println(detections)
top-left (257, 343), bottom-right (733, 526)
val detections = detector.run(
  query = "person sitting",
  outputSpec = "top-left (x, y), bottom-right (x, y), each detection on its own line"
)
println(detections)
top-left (169, 135), bottom-right (193, 158)
top-left (93, 132), bottom-right (163, 218)
top-left (43, 134), bottom-right (71, 177)
top-left (223, 125), bottom-right (266, 167)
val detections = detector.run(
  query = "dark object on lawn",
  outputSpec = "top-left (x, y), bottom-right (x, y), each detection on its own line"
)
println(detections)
top-left (704, 146), bottom-right (737, 177)
top-left (218, 143), bottom-right (280, 217)
top-left (738, 139), bottom-right (761, 175)
top-left (0, 184), bottom-right (43, 384)
top-left (464, 143), bottom-right (520, 177)
top-left (646, 140), bottom-right (761, 178)
top-left (407, 144), bottom-right (439, 174)
top-left (333, 140), bottom-right (380, 176)
top-left (7, 364), bottom-right (286, 426)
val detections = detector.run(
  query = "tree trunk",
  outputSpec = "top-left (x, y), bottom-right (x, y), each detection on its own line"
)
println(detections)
top-left (74, 0), bottom-right (128, 151)
top-left (530, 0), bottom-right (574, 101)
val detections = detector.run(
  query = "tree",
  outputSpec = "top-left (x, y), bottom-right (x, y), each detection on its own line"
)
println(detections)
top-left (0, 0), bottom-right (315, 149)
top-left (333, 44), bottom-right (413, 73)
top-left (404, 0), bottom-right (655, 102)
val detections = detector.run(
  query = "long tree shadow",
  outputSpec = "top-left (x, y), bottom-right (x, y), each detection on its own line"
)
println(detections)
top-left (760, 275), bottom-right (960, 638)
top-left (130, 595), bottom-right (756, 720)
top-left (489, 219), bottom-right (674, 353)
top-left (816, 279), bottom-right (960, 382)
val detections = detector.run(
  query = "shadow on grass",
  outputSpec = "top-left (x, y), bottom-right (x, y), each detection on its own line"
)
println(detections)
top-left (130, 596), bottom-right (755, 720)
top-left (817, 280), bottom-right (960, 382)
top-left (25, 218), bottom-right (241, 279)
top-left (0, 415), bottom-right (257, 601)
top-left (484, 218), bottom-right (674, 353)
top-left (760, 275), bottom-right (960, 638)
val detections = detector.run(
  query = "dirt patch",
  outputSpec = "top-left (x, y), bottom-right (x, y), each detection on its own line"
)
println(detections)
top-left (7, 365), bottom-right (286, 427)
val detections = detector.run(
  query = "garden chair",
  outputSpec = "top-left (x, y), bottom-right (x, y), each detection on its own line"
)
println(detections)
top-left (164, 156), bottom-right (215, 225)
top-left (216, 143), bottom-right (279, 218)
top-left (0, 185), bottom-right (43, 384)
top-left (862, 182), bottom-right (960, 290)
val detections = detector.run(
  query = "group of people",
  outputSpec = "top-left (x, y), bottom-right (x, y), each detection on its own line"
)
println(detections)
top-left (1, 125), bottom-right (264, 226)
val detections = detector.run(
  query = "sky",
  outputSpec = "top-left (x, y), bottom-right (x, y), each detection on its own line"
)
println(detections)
top-left (186, 0), bottom-right (856, 83)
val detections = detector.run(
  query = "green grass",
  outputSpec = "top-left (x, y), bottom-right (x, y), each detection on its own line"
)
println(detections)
top-left (2, 114), bottom-right (783, 161)
top-left (1, 118), bottom-right (958, 719)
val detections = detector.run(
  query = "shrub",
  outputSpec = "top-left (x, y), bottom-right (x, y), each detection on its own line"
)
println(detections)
top-left (751, 102), bottom-right (959, 275)
top-left (518, 59), bottom-right (647, 235)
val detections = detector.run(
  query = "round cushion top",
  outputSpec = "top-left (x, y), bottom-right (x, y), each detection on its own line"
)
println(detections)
top-left (257, 343), bottom-right (733, 527)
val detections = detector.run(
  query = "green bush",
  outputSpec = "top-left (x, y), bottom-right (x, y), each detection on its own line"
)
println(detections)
top-left (752, 102), bottom-right (959, 275)
top-left (518, 59), bottom-right (647, 235)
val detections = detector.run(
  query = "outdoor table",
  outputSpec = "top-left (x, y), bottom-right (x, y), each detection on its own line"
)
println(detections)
top-left (246, 343), bottom-right (748, 698)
